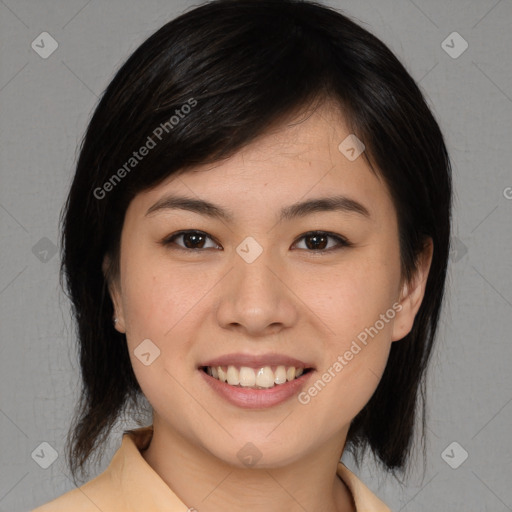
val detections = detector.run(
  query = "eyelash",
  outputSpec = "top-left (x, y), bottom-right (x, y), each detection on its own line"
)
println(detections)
top-left (161, 230), bottom-right (352, 253)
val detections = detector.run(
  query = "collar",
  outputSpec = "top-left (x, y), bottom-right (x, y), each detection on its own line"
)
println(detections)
top-left (33, 425), bottom-right (391, 511)
top-left (120, 425), bottom-right (391, 511)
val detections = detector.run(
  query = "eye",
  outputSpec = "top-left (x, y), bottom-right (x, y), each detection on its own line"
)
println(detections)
top-left (162, 230), bottom-right (221, 251)
top-left (161, 229), bottom-right (351, 253)
top-left (292, 231), bottom-right (351, 252)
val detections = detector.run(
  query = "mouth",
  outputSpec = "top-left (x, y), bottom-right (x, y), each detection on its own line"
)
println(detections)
top-left (199, 365), bottom-right (314, 390)
top-left (198, 353), bottom-right (316, 408)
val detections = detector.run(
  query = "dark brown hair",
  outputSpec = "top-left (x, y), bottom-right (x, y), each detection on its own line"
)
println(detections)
top-left (60, 0), bottom-right (452, 483)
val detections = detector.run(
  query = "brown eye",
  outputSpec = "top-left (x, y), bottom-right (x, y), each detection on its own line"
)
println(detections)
top-left (293, 231), bottom-right (351, 252)
top-left (162, 230), bottom-right (220, 251)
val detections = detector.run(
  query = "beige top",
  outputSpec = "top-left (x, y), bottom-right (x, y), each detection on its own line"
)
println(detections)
top-left (32, 425), bottom-right (391, 512)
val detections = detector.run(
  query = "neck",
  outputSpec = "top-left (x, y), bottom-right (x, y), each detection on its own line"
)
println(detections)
top-left (141, 416), bottom-right (356, 512)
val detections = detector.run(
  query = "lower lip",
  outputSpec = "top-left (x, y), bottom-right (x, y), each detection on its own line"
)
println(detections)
top-left (199, 369), bottom-right (314, 409)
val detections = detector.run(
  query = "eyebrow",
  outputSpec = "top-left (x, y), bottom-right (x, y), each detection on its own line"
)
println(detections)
top-left (145, 194), bottom-right (370, 222)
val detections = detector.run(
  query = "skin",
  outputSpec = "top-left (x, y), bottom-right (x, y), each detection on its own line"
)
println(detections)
top-left (106, 103), bottom-right (432, 512)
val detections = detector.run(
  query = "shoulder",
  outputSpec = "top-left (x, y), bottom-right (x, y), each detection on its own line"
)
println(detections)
top-left (31, 471), bottom-right (126, 512)
top-left (31, 487), bottom-right (99, 512)
top-left (337, 462), bottom-right (392, 512)
top-left (30, 425), bottom-right (160, 512)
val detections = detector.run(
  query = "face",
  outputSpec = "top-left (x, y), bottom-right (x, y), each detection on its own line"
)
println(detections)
top-left (108, 105), bottom-right (429, 468)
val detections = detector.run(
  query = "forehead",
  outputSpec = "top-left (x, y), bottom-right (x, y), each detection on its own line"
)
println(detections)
top-left (128, 106), bottom-right (394, 223)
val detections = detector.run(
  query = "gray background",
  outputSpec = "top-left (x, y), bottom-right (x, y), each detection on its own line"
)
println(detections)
top-left (1, 0), bottom-right (511, 510)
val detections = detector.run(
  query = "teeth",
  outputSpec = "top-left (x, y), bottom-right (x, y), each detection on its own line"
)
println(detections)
top-left (239, 367), bottom-right (256, 387)
top-left (256, 367), bottom-right (274, 388)
top-left (274, 365), bottom-right (287, 384)
top-left (226, 365), bottom-right (240, 386)
top-left (205, 365), bottom-right (308, 389)
top-left (218, 366), bottom-right (227, 383)
top-left (286, 366), bottom-right (296, 381)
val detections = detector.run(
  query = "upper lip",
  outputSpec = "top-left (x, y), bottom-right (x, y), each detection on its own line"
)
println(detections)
top-left (200, 353), bottom-right (315, 369)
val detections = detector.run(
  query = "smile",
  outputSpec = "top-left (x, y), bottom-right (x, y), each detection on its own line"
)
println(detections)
top-left (201, 365), bottom-right (312, 389)
top-left (198, 353), bottom-right (316, 408)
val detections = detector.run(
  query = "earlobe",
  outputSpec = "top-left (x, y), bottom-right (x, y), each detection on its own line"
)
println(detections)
top-left (102, 255), bottom-right (126, 333)
top-left (391, 238), bottom-right (433, 342)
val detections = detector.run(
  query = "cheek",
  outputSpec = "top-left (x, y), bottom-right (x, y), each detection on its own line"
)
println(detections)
top-left (296, 248), bottom-right (400, 416)
top-left (299, 304), bottom-right (395, 436)
top-left (118, 251), bottom-right (222, 402)
top-left (120, 249), bottom-right (210, 341)
top-left (118, 254), bottom-right (202, 413)
top-left (301, 247), bottom-right (401, 337)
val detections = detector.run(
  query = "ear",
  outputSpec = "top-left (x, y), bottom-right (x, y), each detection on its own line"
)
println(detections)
top-left (391, 237), bottom-right (433, 342)
top-left (102, 255), bottom-right (126, 333)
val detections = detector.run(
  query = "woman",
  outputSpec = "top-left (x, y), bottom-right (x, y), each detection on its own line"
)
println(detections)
top-left (32, 0), bottom-right (452, 510)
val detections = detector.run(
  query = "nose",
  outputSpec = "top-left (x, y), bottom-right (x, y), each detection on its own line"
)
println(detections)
top-left (215, 247), bottom-right (299, 337)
